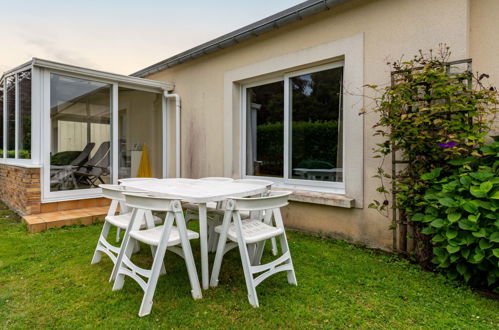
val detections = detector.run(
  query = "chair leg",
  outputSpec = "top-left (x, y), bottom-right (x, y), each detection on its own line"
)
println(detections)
top-left (110, 209), bottom-right (141, 282)
top-left (91, 221), bottom-right (111, 264)
top-left (175, 211), bottom-right (202, 299)
top-left (252, 240), bottom-right (266, 266)
top-left (210, 211), bottom-right (232, 287)
top-left (270, 237), bottom-right (278, 256)
top-left (138, 244), bottom-right (169, 317)
top-left (150, 246), bottom-right (166, 275)
top-left (278, 233), bottom-right (297, 286)
top-left (138, 212), bottom-right (175, 317)
top-left (112, 236), bottom-right (137, 291)
top-left (116, 228), bottom-right (121, 243)
top-left (236, 235), bottom-right (259, 307)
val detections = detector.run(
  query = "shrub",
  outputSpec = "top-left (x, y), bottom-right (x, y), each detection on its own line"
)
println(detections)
top-left (0, 150), bottom-right (30, 158)
top-left (412, 139), bottom-right (499, 289)
top-left (256, 120), bottom-right (339, 174)
top-left (51, 151), bottom-right (81, 165)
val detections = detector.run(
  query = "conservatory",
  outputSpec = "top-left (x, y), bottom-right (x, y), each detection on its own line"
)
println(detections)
top-left (0, 58), bottom-right (175, 208)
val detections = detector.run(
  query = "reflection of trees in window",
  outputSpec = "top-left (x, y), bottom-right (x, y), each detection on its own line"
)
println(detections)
top-left (6, 76), bottom-right (15, 158)
top-left (291, 67), bottom-right (343, 181)
top-left (19, 70), bottom-right (32, 158)
top-left (0, 86), bottom-right (3, 157)
top-left (247, 81), bottom-right (284, 177)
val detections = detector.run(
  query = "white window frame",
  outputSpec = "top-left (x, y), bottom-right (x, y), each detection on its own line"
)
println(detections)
top-left (0, 64), bottom-right (35, 166)
top-left (40, 69), bottom-right (169, 202)
top-left (225, 33), bottom-right (363, 204)
top-left (241, 61), bottom-right (345, 192)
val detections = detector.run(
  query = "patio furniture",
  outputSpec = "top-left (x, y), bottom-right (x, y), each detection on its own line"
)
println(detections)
top-left (184, 177), bottom-right (234, 251)
top-left (210, 191), bottom-right (297, 307)
top-left (50, 142), bottom-right (96, 190)
top-left (112, 192), bottom-right (202, 317)
top-left (206, 178), bottom-right (278, 254)
top-left (120, 178), bottom-right (268, 290)
top-left (91, 184), bottom-right (162, 270)
top-left (75, 141), bottom-right (111, 187)
top-left (293, 168), bottom-right (343, 181)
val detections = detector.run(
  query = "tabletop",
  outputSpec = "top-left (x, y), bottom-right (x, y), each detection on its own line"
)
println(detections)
top-left (120, 178), bottom-right (268, 203)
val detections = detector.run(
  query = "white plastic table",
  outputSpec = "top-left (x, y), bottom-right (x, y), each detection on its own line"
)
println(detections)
top-left (120, 178), bottom-right (268, 290)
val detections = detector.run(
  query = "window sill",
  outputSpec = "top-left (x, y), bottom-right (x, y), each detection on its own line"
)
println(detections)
top-left (272, 188), bottom-right (355, 208)
top-left (0, 160), bottom-right (42, 168)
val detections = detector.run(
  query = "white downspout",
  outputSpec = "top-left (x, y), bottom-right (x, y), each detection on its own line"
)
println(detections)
top-left (164, 92), bottom-right (181, 178)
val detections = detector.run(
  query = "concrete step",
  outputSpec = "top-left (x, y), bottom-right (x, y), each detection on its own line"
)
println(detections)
top-left (23, 206), bottom-right (108, 233)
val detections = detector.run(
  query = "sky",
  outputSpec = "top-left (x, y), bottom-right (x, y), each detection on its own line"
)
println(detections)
top-left (0, 0), bottom-right (304, 75)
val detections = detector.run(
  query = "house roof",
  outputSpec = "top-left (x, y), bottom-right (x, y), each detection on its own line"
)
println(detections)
top-left (131, 0), bottom-right (351, 78)
top-left (1, 58), bottom-right (174, 91)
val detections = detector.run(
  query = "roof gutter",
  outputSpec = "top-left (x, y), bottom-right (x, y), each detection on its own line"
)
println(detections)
top-left (132, 0), bottom-right (351, 78)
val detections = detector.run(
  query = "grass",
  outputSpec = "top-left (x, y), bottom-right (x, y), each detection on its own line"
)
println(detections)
top-left (0, 205), bottom-right (498, 329)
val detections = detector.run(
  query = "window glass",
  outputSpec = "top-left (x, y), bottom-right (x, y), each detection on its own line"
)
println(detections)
top-left (245, 81), bottom-right (284, 177)
top-left (290, 66), bottom-right (343, 182)
top-left (118, 87), bottom-right (162, 179)
top-left (0, 84), bottom-right (3, 157)
top-left (18, 70), bottom-right (31, 159)
top-left (50, 74), bottom-right (111, 191)
top-left (6, 76), bottom-right (15, 158)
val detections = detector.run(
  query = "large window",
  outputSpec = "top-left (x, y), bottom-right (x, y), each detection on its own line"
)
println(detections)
top-left (18, 71), bottom-right (32, 159)
top-left (244, 62), bottom-right (344, 187)
top-left (6, 76), bottom-right (15, 158)
top-left (0, 70), bottom-right (32, 159)
top-left (49, 74), bottom-right (111, 191)
top-left (118, 87), bottom-right (163, 179)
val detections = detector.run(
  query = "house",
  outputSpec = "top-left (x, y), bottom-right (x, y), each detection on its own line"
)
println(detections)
top-left (0, 0), bottom-right (497, 251)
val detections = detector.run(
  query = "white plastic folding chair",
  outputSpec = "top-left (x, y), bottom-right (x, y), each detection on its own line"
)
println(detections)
top-left (210, 191), bottom-right (297, 307)
top-left (91, 184), bottom-right (162, 268)
top-left (206, 178), bottom-right (278, 254)
top-left (112, 192), bottom-right (202, 317)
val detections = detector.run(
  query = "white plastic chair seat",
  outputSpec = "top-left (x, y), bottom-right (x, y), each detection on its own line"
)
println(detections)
top-left (105, 213), bottom-right (162, 230)
top-left (130, 226), bottom-right (199, 246)
top-left (215, 219), bottom-right (283, 244)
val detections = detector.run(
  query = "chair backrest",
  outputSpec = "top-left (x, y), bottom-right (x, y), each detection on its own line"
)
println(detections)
top-left (88, 142), bottom-right (111, 175)
top-left (70, 142), bottom-right (95, 166)
top-left (99, 184), bottom-right (145, 202)
top-left (229, 191), bottom-right (291, 212)
top-left (123, 192), bottom-right (181, 212)
top-left (199, 177), bottom-right (234, 182)
top-left (234, 178), bottom-right (274, 188)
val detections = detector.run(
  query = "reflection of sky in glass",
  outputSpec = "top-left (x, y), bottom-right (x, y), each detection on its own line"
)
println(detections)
top-left (296, 74), bottom-right (314, 96)
top-left (50, 74), bottom-right (109, 109)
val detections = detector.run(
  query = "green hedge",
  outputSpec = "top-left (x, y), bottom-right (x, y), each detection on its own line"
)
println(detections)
top-left (50, 151), bottom-right (82, 166)
top-left (0, 150), bottom-right (30, 159)
top-left (256, 121), bottom-right (339, 174)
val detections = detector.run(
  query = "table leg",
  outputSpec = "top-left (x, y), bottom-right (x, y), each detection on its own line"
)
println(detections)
top-left (198, 203), bottom-right (209, 290)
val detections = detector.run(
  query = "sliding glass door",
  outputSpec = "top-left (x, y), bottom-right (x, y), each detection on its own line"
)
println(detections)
top-left (43, 69), bottom-right (166, 201)
top-left (49, 74), bottom-right (111, 192)
top-left (117, 87), bottom-right (163, 179)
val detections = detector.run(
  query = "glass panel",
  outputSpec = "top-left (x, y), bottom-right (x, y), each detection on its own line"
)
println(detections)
top-left (50, 74), bottom-right (111, 191)
top-left (290, 66), bottom-right (343, 182)
top-left (118, 87), bottom-right (162, 179)
top-left (245, 81), bottom-right (284, 177)
top-left (0, 83), bottom-right (3, 158)
top-left (18, 70), bottom-right (31, 159)
top-left (6, 76), bottom-right (15, 158)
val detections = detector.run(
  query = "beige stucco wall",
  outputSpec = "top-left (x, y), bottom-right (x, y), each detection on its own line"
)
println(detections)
top-left (145, 0), bottom-right (489, 250)
top-left (470, 0), bottom-right (499, 136)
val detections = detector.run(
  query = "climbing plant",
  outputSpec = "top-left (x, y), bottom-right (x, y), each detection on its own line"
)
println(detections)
top-left (362, 46), bottom-right (498, 269)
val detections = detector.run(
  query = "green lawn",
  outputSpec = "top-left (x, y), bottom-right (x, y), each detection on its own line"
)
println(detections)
top-left (0, 205), bottom-right (498, 329)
